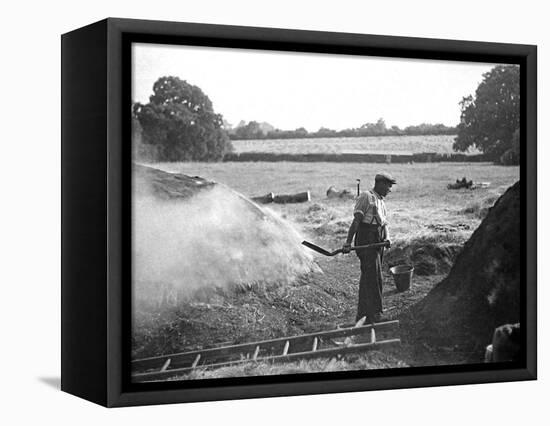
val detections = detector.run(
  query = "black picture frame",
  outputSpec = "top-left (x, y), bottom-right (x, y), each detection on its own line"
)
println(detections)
top-left (61, 17), bottom-right (537, 407)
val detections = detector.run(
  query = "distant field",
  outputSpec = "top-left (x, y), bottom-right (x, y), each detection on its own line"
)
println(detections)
top-left (154, 161), bottom-right (519, 245)
top-left (231, 135), bottom-right (478, 156)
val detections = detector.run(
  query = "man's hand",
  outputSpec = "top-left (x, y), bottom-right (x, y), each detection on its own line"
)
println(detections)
top-left (385, 239), bottom-right (392, 248)
top-left (342, 242), bottom-right (352, 254)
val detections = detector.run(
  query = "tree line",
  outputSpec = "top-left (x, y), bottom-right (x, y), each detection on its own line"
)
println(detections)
top-left (133, 66), bottom-right (520, 164)
top-left (228, 119), bottom-right (456, 140)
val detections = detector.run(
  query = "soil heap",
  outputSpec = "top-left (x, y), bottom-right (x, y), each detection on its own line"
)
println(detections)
top-left (409, 181), bottom-right (520, 356)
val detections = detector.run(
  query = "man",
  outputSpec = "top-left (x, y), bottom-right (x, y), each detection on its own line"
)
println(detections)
top-left (342, 172), bottom-right (395, 323)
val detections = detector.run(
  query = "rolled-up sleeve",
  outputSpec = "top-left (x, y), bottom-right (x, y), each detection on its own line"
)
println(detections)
top-left (354, 194), bottom-right (370, 217)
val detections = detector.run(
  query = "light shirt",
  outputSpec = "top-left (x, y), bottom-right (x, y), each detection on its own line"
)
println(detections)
top-left (354, 189), bottom-right (388, 228)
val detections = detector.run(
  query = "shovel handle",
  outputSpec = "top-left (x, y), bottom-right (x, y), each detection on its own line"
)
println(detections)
top-left (351, 241), bottom-right (391, 251)
top-left (302, 240), bottom-right (390, 256)
top-left (340, 241), bottom-right (390, 255)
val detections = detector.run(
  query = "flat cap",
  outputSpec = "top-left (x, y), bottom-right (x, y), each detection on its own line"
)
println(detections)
top-left (375, 172), bottom-right (396, 184)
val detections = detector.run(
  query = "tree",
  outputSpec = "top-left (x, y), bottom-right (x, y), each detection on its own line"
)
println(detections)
top-left (453, 65), bottom-right (520, 164)
top-left (500, 129), bottom-right (520, 165)
top-left (359, 118), bottom-right (387, 136)
top-left (316, 127), bottom-right (337, 137)
top-left (133, 76), bottom-right (232, 161)
top-left (234, 121), bottom-right (264, 139)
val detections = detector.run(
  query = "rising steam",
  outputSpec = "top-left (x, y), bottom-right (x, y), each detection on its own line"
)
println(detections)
top-left (132, 184), bottom-right (317, 306)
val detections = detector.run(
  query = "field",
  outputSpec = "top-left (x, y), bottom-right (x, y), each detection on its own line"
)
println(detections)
top-left (154, 161), bottom-right (517, 244)
top-left (133, 161), bottom-right (519, 379)
top-left (231, 134), bottom-right (479, 155)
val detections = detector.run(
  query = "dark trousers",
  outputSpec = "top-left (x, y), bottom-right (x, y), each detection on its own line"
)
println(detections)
top-left (355, 223), bottom-right (385, 322)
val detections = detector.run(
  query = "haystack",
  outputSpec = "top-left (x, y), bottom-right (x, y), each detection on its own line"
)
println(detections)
top-left (411, 181), bottom-right (520, 353)
top-left (133, 163), bottom-right (216, 200)
top-left (132, 164), bottom-right (316, 305)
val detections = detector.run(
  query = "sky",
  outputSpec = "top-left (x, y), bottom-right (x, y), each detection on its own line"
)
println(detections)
top-left (132, 43), bottom-right (501, 132)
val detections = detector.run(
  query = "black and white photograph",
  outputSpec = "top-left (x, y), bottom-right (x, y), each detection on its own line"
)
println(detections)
top-left (3, 0), bottom-right (547, 421)
top-left (130, 42), bottom-right (522, 382)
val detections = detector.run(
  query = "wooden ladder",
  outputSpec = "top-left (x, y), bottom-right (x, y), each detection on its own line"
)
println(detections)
top-left (132, 319), bottom-right (400, 382)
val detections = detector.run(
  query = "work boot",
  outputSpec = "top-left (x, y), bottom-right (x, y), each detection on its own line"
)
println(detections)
top-left (369, 313), bottom-right (381, 324)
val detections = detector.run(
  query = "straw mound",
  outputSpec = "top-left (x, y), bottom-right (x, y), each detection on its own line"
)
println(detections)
top-left (386, 241), bottom-right (462, 276)
top-left (133, 163), bottom-right (216, 200)
top-left (132, 163), bottom-right (317, 306)
top-left (409, 181), bottom-right (520, 354)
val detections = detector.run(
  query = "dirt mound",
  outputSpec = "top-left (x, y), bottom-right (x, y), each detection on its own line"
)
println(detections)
top-left (408, 181), bottom-right (520, 357)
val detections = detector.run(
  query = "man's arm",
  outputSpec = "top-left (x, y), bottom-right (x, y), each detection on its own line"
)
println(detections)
top-left (342, 212), bottom-right (364, 253)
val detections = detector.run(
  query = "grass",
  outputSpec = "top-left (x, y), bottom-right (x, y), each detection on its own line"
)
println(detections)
top-left (152, 161), bottom-right (519, 245)
top-left (460, 193), bottom-right (503, 218)
top-left (169, 352), bottom-right (408, 380)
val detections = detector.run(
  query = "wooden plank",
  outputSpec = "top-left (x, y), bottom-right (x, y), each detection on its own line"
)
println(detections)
top-left (251, 192), bottom-right (275, 204)
top-left (252, 191), bottom-right (311, 204)
top-left (132, 320), bottom-right (399, 372)
top-left (340, 319), bottom-right (397, 329)
top-left (132, 338), bottom-right (401, 382)
top-left (273, 191), bottom-right (310, 204)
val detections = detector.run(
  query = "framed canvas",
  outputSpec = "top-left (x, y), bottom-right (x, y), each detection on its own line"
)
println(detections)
top-left (61, 18), bottom-right (537, 407)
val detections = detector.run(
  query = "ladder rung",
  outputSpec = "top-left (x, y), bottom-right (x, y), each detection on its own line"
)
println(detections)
top-left (160, 358), bottom-right (171, 372)
top-left (312, 337), bottom-right (318, 352)
top-left (191, 354), bottom-right (201, 368)
top-left (282, 341), bottom-right (290, 355)
top-left (253, 345), bottom-right (260, 360)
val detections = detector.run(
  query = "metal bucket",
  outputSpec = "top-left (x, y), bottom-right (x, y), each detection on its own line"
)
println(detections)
top-left (389, 264), bottom-right (414, 292)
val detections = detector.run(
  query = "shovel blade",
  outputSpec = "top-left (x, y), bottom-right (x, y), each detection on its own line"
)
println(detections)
top-left (301, 240), bottom-right (334, 256)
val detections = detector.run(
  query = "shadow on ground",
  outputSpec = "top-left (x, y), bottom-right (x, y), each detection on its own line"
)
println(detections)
top-left (38, 377), bottom-right (61, 390)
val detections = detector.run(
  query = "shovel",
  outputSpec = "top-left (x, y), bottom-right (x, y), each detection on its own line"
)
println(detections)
top-left (301, 240), bottom-right (390, 256)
